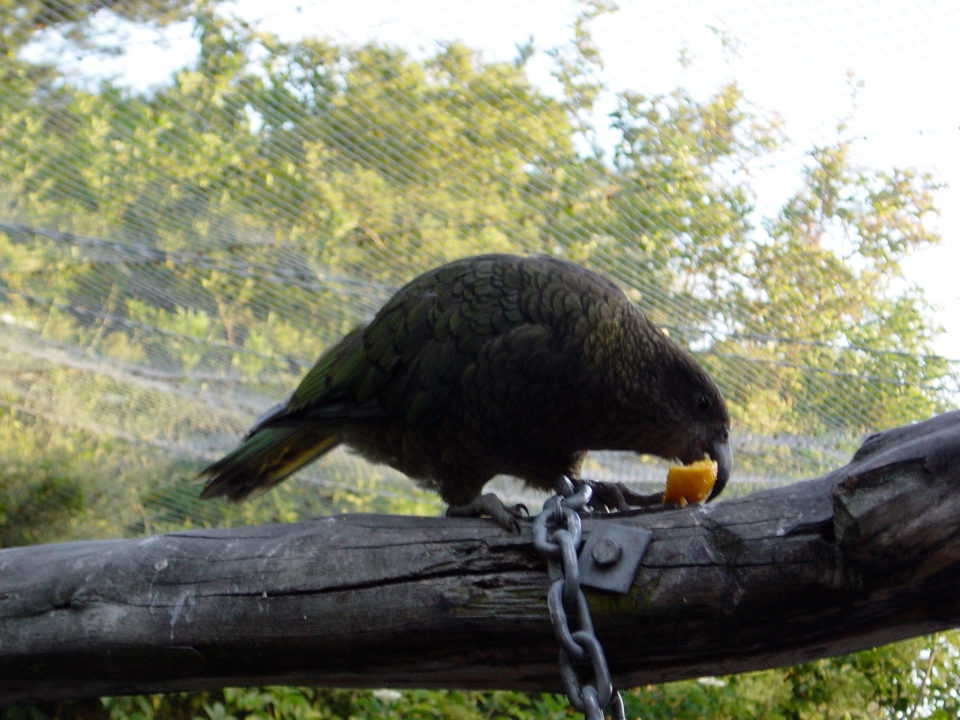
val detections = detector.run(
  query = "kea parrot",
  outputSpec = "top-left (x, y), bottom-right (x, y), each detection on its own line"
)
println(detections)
top-left (199, 253), bottom-right (732, 530)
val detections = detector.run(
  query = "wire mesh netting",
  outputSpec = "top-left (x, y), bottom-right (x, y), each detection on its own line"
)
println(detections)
top-left (1, 0), bottom-right (958, 545)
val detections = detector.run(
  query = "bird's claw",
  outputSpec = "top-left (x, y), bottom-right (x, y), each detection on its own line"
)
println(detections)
top-left (581, 480), bottom-right (664, 513)
top-left (446, 493), bottom-right (527, 534)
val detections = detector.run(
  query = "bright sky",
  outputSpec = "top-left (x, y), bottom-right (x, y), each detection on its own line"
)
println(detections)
top-left (32, 0), bottom-right (960, 358)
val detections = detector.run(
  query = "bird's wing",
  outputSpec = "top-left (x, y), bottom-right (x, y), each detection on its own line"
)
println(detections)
top-left (257, 255), bottom-right (603, 432)
top-left (301, 256), bottom-right (539, 428)
top-left (356, 260), bottom-right (515, 426)
top-left (353, 254), bottom-right (609, 427)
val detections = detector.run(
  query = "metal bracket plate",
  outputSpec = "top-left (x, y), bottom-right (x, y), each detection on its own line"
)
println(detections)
top-left (578, 522), bottom-right (653, 594)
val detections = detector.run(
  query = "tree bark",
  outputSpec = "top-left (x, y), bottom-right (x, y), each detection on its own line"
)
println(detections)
top-left (4, 411), bottom-right (960, 704)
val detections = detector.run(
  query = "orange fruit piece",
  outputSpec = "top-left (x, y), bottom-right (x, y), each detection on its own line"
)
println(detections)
top-left (664, 458), bottom-right (718, 504)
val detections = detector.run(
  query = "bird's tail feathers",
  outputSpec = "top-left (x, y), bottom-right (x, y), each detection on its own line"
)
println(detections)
top-left (199, 425), bottom-right (341, 501)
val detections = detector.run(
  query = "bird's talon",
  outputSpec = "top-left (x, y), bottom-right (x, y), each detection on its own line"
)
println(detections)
top-left (446, 493), bottom-right (526, 534)
top-left (581, 480), bottom-right (665, 512)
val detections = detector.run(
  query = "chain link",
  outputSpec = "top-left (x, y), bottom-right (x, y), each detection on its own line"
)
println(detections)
top-left (533, 477), bottom-right (626, 720)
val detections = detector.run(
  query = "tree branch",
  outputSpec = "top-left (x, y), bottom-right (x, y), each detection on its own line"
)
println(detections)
top-left (4, 411), bottom-right (960, 704)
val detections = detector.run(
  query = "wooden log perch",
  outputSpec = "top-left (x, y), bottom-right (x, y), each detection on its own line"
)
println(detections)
top-left (5, 411), bottom-right (960, 704)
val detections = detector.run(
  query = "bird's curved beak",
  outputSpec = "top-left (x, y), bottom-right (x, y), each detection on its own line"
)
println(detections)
top-left (707, 439), bottom-right (732, 501)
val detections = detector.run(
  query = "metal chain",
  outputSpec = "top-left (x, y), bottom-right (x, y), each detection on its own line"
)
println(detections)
top-left (533, 476), bottom-right (626, 720)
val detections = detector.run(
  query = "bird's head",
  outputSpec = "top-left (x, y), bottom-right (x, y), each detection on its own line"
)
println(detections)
top-left (621, 340), bottom-right (732, 501)
top-left (659, 351), bottom-right (732, 500)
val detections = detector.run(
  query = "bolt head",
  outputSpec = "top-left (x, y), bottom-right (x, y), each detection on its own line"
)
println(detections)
top-left (592, 537), bottom-right (622, 567)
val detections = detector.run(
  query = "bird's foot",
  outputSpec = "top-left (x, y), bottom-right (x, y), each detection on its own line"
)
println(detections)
top-left (580, 480), bottom-right (664, 513)
top-left (446, 493), bottom-right (529, 534)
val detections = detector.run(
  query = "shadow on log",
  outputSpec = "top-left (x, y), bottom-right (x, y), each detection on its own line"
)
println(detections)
top-left (4, 411), bottom-right (960, 703)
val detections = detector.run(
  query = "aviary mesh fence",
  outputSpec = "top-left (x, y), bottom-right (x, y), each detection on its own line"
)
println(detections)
top-left (1, 0), bottom-right (957, 543)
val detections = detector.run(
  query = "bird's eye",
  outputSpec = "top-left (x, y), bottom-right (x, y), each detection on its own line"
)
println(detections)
top-left (697, 394), bottom-right (711, 413)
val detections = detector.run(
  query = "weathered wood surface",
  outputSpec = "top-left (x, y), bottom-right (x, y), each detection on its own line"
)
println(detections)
top-left (4, 411), bottom-right (960, 704)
